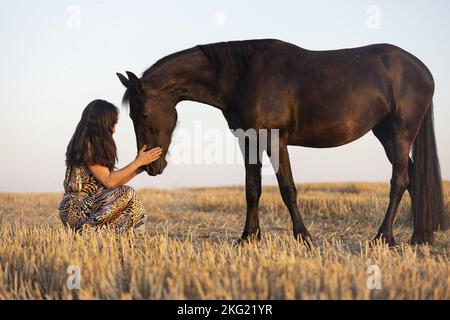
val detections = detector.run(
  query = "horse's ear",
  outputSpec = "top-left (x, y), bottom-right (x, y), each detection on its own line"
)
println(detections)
top-left (116, 72), bottom-right (130, 88)
top-left (126, 71), bottom-right (143, 91)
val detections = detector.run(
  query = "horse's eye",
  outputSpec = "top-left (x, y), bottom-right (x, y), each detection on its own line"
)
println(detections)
top-left (141, 112), bottom-right (149, 119)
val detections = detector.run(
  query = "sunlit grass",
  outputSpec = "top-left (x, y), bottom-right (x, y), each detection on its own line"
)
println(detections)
top-left (0, 182), bottom-right (448, 299)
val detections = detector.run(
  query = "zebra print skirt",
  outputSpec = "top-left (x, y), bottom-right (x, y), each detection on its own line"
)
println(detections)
top-left (58, 165), bottom-right (147, 234)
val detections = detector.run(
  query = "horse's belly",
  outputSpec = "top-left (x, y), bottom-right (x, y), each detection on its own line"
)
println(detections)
top-left (291, 123), bottom-right (372, 148)
top-left (289, 106), bottom-right (388, 148)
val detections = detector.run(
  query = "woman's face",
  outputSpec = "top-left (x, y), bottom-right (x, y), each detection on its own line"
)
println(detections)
top-left (112, 123), bottom-right (117, 134)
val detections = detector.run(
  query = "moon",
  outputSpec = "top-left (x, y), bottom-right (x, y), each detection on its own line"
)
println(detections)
top-left (213, 10), bottom-right (226, 27)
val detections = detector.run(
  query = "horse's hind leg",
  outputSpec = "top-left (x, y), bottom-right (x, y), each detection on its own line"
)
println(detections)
top-left (372, 117), bottom-right (415, 193)
top-left (372, 117), bottom-right (414, 246)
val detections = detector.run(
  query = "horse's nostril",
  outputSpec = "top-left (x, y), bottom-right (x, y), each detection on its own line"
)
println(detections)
top-left (145, 165), bottom-right (157, 176)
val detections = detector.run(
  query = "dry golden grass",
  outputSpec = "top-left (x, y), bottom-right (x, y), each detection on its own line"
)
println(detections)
top-left (0, 182), bottom-right (449, 299)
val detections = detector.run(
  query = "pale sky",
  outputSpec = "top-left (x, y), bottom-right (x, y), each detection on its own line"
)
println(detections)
top-left (1, 0), bottom-right (449, 192)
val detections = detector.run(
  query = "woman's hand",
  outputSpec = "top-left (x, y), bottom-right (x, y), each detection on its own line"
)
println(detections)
top-left (89, 145), bottom-right (163, 188)
top-left (135, 145), bottom-right (163, 167)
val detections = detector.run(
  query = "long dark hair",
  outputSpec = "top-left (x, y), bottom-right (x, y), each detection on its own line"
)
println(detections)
top-left (65, 99), bottom-right (119, 170)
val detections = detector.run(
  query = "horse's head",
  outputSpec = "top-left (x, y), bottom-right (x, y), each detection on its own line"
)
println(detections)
top-left (117, 71), bottom-right (177, 176)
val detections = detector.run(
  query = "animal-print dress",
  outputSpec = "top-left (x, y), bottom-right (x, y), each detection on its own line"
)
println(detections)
top-left (58, 165), bottom-right (147, 234)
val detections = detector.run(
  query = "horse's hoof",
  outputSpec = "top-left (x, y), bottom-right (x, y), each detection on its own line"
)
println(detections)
top-left (410, 231), bottom-right (434, 245)
top-left (370, 233), bottom-right (396, 247)
top-left (234, 232), bottom-right (261, 246)
top-left (233, 237), bottom-right (246, 246)
top-left (295, 232), bottom-right (313, 249)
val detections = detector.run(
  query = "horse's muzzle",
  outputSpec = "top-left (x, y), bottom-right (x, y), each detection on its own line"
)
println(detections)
top-left (145, 159), bottom-right (168, 176)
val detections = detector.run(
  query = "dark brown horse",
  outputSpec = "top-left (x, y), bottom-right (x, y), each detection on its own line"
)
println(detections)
top-left (117, 39), bottom-right (447, 246)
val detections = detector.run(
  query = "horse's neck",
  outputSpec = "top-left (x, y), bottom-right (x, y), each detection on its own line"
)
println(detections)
top-left (147, 48), bottom-right (226, 110)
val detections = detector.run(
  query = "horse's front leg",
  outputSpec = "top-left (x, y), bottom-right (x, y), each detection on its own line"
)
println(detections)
top-left (240, 159), bottom-right (262, 241)
top-left (238, 136), bottom-right (263, 242)
top-left (269, 139), bottom-right (312, 246)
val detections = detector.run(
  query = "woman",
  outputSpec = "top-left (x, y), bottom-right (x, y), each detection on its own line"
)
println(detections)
top-left (58, 99), bottom-right (163, 234)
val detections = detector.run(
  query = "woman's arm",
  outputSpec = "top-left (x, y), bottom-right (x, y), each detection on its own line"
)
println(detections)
top-left (88, 145), bottom-right (163, 189)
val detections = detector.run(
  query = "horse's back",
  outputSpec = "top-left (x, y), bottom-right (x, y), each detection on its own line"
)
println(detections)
top-left (256, 42), bottom-right (433, 147)
top-left (218, 40), bottom-right (434, 148)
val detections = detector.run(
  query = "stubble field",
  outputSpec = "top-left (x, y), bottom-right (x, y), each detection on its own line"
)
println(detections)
top-left (0, 182), bottom-right (448, 299)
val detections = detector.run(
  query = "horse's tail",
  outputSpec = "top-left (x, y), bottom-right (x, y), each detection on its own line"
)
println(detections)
top-left (410, 101), bottom-right (447, 244)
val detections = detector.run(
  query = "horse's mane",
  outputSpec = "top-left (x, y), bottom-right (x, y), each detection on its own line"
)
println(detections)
top-left (122, 39), bottom-right (277, 106)
top-left (196, 39), bottom-right (276, 81)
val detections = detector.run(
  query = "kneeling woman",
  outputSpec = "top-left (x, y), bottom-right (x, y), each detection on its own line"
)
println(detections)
top-left (59, 99), bottom-right (162, 234)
